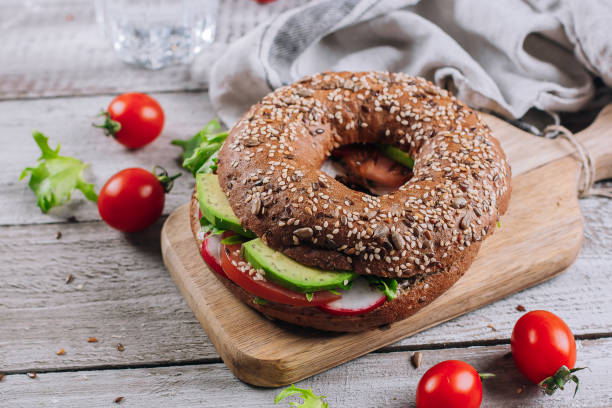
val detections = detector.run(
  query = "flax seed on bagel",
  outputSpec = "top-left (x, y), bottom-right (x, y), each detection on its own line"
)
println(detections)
top-left (217, 71), bottom-right (511, 280)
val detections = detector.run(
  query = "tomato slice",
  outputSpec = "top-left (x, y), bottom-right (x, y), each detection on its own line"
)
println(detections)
top-left (220, 238), bottom-right (341, 307)
top-left (333, 145), bottom-right (411, 189)
top-left (201, 232), bottom-right (226, 278)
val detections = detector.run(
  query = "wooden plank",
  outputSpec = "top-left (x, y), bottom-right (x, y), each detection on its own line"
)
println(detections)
top-left (0, 220), bottom-right (220, 372)
top-left (0, 92), bottom-right (214, 226)
top-left (0, 0), bottom-right (306, 100)
top-left (1, 195), bottom-right (610, 373)
top-left (2, 338), bottom-right (611, 407)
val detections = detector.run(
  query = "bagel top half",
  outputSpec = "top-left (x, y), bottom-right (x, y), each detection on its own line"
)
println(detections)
top-left (217, 71), bottom-right (511, 279)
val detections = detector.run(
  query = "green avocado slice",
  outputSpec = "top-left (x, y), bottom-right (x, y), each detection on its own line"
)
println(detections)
top-left (195, 173), bottom-right (255, 238)
top-left (376, 144), bottom-right (414, 168)
top-left (243, 239), bottom-right (356, 293)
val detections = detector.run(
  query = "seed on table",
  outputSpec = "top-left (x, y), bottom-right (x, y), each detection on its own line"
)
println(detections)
top-left (65, 274), bottom-right (74, 284)
top-left (56, 348), bottom-right (66, 356)
top-left (411, 352), bottom-right (422, 368)
top-left (87, 337), bottom-right (98, 343)
top-left (117, 343), bottom-right (125, 352)
top-left (516, 304), bottom-right (526, 312)
top-left (27, 372), bottom-right (37, 379)
top-left (114, 396), bottom-right (124, 404)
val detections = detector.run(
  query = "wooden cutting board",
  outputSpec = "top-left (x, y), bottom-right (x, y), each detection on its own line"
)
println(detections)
top-left (161, 104), bottom-right (612, 387)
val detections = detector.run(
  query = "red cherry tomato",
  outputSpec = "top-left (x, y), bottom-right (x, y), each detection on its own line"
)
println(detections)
top-left (511, 310), bottom-right (576, 384)
top-left (97, 93), bottom-right (164, 149)
top-left (220, 238), bottom-right (341, 307)
top-left (98, 167), bottom-right (178, 232)
top-left (416, 360), bottom-right (483, 408)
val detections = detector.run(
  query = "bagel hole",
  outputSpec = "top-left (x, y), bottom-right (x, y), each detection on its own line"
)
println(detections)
top-left (322, 144), bottom-right (413, 196)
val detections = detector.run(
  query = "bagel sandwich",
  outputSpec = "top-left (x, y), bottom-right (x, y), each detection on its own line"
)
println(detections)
top-left (183, 71), bottom-right (511, 332)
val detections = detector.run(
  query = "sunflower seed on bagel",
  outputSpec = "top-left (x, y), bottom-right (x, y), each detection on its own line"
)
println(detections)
top-left (217, 71), bottom-right (511, 279)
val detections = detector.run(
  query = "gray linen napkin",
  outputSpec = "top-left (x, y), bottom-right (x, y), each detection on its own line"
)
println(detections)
top-left (207, 0), bottom-right (612, 129)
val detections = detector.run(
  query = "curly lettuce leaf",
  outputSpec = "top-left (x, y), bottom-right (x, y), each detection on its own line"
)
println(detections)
top-left (172, 119), bottom-right (228, 176)
top-left (200, 214), bottom-right (226, 236)
top-left (20, 131), bottom-right (98, 213)
top-left (275, 385), bottom-right (329, 408)
top-left (365, 276), bottom-right (398, 300)
top-left (220, 234), bottom-right (248, 245)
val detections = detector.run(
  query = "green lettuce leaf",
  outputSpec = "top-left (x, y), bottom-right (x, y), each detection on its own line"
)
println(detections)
top-left (20, 131), bottom-right (98, 213)
top-left (365, 276), bottom-right (398, 300)
top-left (172, 119), bottom-right (228, 176)
top-left (275, 384), bottom-right (329, 408)
top-left (220, 234), bottom-right (248, 245)
top-left (200, 215), bottom-right (226, 236)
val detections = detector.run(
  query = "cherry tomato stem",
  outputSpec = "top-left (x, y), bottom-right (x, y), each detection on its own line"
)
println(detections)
top-left (153, 165), bottom-right (182, 193)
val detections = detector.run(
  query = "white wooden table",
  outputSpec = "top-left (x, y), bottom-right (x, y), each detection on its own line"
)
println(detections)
top-left (1, 1), bottom-right (611, 406)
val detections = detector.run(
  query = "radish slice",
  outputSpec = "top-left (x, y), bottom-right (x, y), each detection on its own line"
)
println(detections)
top-left (201, 232), bottom-right (226, 277)
top-left (318, 277), bottom-right (386, 316)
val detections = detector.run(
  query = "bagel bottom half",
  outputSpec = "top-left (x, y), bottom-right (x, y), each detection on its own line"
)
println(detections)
top-left (189, 192), bottom-right (484, 332)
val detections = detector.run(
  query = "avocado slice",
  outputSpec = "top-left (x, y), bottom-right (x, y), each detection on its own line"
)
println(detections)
top-left (377, 144), bottom-right (414, 168)
top-left (196, 173), bottom-right (255, 238)
top-left (243, 239), bottom-right (356, 293)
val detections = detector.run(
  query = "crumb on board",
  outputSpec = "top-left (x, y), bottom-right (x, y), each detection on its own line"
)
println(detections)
top-left (411, 351), bottom-right (422, 368)
top-left (56, 348), bottom-right (66, 356)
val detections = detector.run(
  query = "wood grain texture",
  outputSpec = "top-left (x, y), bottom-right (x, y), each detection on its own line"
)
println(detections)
top-left (0, 0), bottom-right (307, 100)
top-left (2, 339), bottom-right (612, 407)
top-left (0, 219), bottom-right (219, 372)
top-left (1, 195), bottom-right (611, 373)
top-left (576, 104), bottom-right (612, 181)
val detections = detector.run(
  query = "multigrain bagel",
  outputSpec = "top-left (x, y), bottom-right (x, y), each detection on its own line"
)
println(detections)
top-left (190, 193), bottom-right (470, 332)
top-left (218, 71), bottom-right (511, 280)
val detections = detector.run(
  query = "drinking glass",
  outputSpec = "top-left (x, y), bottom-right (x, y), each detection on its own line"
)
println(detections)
top-left (95, 0), bottom-right (217, 70)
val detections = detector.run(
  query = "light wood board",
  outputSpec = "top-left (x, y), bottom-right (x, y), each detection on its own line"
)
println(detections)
top-left (161, 105), bottom-right (612, 387)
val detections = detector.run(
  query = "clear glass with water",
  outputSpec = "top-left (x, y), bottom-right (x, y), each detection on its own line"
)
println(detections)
top-left (95, 0), bottom-right (217, 70)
